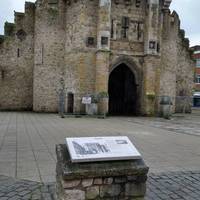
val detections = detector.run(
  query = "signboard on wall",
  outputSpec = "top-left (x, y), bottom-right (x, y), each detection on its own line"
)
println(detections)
top-left (82, 97), bottom-right (92, 104)
top-left (66, 136), bottom-right (141, 163)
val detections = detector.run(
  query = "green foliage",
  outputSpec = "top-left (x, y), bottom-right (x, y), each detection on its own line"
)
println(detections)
top-left (98, 91), bottom-right (109, 98)
top-left (89, 92), bottom-right (109, 103)
top-left (90, 93), bottom-right (99, 103)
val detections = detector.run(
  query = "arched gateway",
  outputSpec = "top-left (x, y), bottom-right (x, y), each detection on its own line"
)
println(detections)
top-left (108, 63), bottom-right (138, 115)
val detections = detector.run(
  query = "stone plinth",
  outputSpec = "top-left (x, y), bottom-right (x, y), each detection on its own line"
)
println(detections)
top-left (56, 144), bottom-right (149, 200)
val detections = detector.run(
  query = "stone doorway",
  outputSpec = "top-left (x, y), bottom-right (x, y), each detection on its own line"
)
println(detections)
top-left (67, 93), bottom-right (74, 113)
top-left (108, 63), bottom-right (137, 115)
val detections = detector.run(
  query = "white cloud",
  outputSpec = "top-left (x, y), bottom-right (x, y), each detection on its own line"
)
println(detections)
top-left (170, 0), bottom-right (200, 46)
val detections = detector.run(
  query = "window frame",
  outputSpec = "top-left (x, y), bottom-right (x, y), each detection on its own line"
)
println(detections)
top-left (196, 75), bottom-right (200, 84)
top-left (196, 59), bottom-right (200, 68)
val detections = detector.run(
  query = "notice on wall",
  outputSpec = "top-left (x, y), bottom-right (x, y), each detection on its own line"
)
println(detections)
top-left (66, 136), bottom-right (141, 163)
top-left (82, 97), bottom-right (92, 104)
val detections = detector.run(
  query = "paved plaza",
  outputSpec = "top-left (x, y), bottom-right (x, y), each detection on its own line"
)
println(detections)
top-left (0, 111), bottom-right (200, 199)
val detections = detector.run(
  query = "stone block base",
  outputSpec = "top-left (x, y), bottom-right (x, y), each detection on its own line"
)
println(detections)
top-left (56, 144), bottom-right (149, 200)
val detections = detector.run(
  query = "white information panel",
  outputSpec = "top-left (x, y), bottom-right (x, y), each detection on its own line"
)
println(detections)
top-left (66, 136), bottom-right (141, 163)
top-left (82, 97), bottom-right (92, 104)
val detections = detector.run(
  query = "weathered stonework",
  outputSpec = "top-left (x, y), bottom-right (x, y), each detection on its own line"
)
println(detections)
top-left (0, 2), bottom-right (35, 110)
top-left (56, 144), bottom-right (149, 200)
top-left (0, 0), bottom-right (194, 115)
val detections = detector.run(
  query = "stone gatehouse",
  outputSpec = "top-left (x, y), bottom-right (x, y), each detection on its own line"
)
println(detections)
top-left (0, 0), bottom-right (194, 115)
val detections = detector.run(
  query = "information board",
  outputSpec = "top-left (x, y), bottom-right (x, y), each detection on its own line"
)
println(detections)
top-left (66, 136), bottom-right (141, 163)
top-left (82, 97), bottom-right (92, 104)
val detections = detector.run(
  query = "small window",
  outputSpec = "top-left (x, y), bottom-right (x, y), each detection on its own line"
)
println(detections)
top-left (149, 41), bottom-right (156, 50)
top-left (157, 42), bottom-right (160, 53)
top-left (1, 70), bottom-right (5, 80)
top-left (17, 48), bottom-right (20, 57)
top-left (196, 59), bottom-right (200, 68)
top-left (122, 17), bottom-right (129, 28)
top-left (101, 37), bottom-right (108, 45)
top-left (87, 37), bottom-right (95, 46)
top-left (111, 20), bottom-right (114, 39)
top-left (196, 75), bottom-right (200, 83)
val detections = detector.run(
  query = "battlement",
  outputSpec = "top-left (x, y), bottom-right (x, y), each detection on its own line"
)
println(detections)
top-left (4, 22), bottom-right (15, 36)
top-left (25, 1), bottom-right (36, 11)
top-left (14, 12), bottom-right (25, 27)
top-left (0, 2), bottom-right (36, 45)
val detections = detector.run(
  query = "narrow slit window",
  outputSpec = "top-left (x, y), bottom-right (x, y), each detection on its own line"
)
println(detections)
top-left (17, 48), bottom-right (20, 57)
top-left (111, 19), bottom-right (114, 38)
top-left (1, 70), bottom-right (5, 80)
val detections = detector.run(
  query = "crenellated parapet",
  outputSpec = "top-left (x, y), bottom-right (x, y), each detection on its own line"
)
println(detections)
top-left (0, 2), bottom-right (35, 46)
top-left (4, 22), bottom-right (15, 36)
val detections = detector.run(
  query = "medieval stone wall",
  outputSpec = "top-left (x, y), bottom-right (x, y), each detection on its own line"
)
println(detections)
top-left (64, 0), bottom-right (98, 113)
top-left (0, 0), bottom-right (195, 115)
top-left (159, 11), bottom-right (178, 112)
top-left (159, 10), bottom-right (195, 113)
top-left (33, 0), bottom-right (66, 112)
top-left (175, 31), bottom-right (194, 113)
top-left (0, 2), bottom-right (35, 110)
top-left (110, 0), bottom-right (145, 54)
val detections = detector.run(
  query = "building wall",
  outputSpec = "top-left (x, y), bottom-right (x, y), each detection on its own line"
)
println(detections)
top-left (159, 11), bottom-right (194, 113)
top-left (159, 11), bottom-right (179, 112)
top-left (33, 0), bottom-right (66, 112)
top-left (175, 36), bottom-right (194, 112)
top-left (0, 2), bottom-right (35, 110)
top-left (64, 0), bottom-right (98, 113)
top-left (0, 0), bottom-right (195, 115)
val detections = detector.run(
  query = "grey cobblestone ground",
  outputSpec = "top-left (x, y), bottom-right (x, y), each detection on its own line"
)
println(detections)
top-left (1, 171), bottom-right (200, 200)
top-left (0, 175), bottom-right (55, 200)
top-left (146, 171), bottom-right (200, 200)
top-left (1, 112), bottom-right (200, 199)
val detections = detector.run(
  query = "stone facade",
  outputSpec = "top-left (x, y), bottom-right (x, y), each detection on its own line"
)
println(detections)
top-left (0, 0), bottom-right (194, 115)
top-left (56, 144), bottom-right (149, 200)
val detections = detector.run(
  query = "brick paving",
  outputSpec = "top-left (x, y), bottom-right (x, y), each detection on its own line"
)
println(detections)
top-left (1, 111), bottom-right (200, 199)
top-left (1, 171), bottom-right (200, 199)
top-left (0, 175), bottom-right (55, 200)
top-left (146, 171), bottom-right (200, 200)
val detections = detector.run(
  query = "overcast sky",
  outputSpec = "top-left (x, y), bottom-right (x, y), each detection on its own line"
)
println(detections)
top-left (0, 0), bottom-right (199, 46)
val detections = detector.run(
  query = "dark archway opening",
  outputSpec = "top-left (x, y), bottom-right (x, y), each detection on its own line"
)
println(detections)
top-left (108, 64), bottom-right (137, 115)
